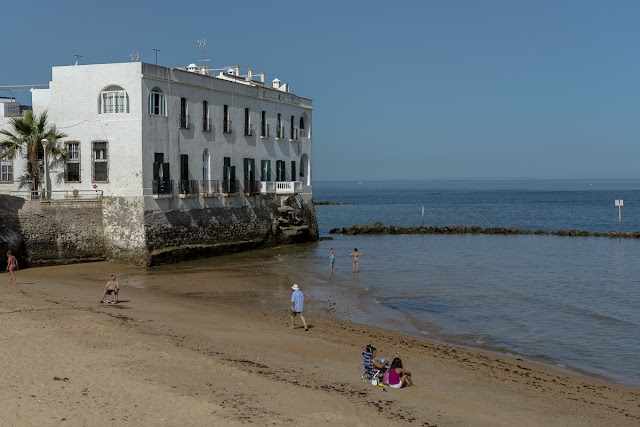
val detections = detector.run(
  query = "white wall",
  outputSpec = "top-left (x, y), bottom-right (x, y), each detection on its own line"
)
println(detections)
top-left (48, 63), bottom-right (144, 197)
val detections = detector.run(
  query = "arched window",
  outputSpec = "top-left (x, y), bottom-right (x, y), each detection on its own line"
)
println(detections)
top-left (149, 87), bottom-right (165, 115)
top-left (299, 116), bottom-right (305, 129)
top-left (100, 85), bottom-right (129, 114)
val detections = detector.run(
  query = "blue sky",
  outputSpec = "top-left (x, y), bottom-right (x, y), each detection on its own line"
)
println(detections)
top-left (3, 0), bottom-right (639, 181)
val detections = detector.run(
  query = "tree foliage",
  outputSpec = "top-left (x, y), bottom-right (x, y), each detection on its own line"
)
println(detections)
top-left (0, 110), bottom-right (67, 192)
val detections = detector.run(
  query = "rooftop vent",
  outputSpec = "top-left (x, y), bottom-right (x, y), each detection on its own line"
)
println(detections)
top-left (187, 63), bottom-right (198, 73)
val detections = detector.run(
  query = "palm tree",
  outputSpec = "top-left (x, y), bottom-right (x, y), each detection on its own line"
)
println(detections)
top-left (0, 110), bottom-right (67, 195)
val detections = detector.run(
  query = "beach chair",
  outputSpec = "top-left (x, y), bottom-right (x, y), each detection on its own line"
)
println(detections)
top-left (360, 346), bottom-right (386, 386)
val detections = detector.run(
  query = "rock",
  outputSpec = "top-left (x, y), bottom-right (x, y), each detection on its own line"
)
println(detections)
top-left (318, 236), bottom-right (333, 241)
top-left (569, 230), bottom-right (580, 236)
top-left (329, 228), bottom-right (341, 234)
top-left (277, 206), bottom-right (295, 214)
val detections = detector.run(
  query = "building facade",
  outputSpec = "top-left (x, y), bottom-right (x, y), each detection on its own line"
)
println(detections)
top-left (0, 62), bottom-right (316, 266)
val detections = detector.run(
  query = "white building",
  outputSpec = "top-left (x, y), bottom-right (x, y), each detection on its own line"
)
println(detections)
top-left (0, 62), bottom-right (315, 265)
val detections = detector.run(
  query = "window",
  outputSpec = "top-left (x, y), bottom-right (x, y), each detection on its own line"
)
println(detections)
top-left (223, 105), bottom-right (231, 133)
top-left (261, 160), bottom-right (271, 181)
top-left (299, 156), bottom-right (305, 178)
top-left (261, 110), bottom-right (268, 137)
top-left (179, 98), bottom-right (188, 128)
top-left (299, 116), bottom-right (305, 129)
top-left (202, 101), bottom-right (210, 131)
top-left (276, 114), bottom-right (283, 138)
top-left (180, 154), bottom-right (189, 181)
top-left (223, 156), bottom-right (237, 192)
top-left (291, 160), bottom-right (296, 181)
top-left (149, 87), bottom-right (165, 115)
top-left (92, 141), bottom-right (108, 182)
top-left (153, 152), bottom-right (171, 195)
top-left (244, 108), bottom-right (252, 136)
top-left (276, 160), bottom-right (286, 182)
top-left (0, 147), bottom-right (13, 182)
top-left (202, 149), bottom-right (210, 180)
top-left (290, 115), bottom-right (295, 140)
top-left (100, 85), bottom-right (129, 114)
top-left (244, 158), bottom-right (256, 181)
top-left (65, 142), bottom-right (80, 182)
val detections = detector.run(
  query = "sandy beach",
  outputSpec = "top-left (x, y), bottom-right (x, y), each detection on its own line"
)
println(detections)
top-left (1, 254), bottom-right (638, 426)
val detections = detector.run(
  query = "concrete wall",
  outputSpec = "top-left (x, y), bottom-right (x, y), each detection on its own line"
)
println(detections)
top-left (102, 196), bottom-right (148, 266)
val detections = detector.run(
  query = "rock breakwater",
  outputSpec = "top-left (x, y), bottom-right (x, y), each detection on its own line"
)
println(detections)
top-left (330, 222), bottom-right (640, 238)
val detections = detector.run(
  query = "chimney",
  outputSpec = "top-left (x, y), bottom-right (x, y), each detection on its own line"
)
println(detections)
top-left (260, 72), bottom-right (265, 83)
top-left (235, 65), bottom-right (240, 76)
top-left (272, 78), bottom-right (281, 89)
top-left (247, 69), bottom-right (253, 81)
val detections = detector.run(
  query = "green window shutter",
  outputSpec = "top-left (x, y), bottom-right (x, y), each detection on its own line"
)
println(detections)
top-left (162, 163), bottom-right (170, 181)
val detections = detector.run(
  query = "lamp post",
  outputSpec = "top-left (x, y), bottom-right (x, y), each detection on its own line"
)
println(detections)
top-left (41, 138), bottom-right (49, 200)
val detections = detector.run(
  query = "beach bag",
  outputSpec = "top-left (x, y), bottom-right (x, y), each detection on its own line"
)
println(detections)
top-left (383, 371), bottom-right (390, 384)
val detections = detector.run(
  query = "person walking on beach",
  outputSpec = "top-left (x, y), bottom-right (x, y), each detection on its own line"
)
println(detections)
top-left (329, 248), bottom-right (335, 271)
top-left (6, 250), bottom-right (18, 285)
top-left (100, 275), bottom-right (120, 304)
top-left (290, 284), bottom-right (308, 331)
top-left (350, 248), bottom-right (362, 273)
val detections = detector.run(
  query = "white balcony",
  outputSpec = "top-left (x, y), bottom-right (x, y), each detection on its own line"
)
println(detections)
top-left (260, 181), bottom-right (275, 193)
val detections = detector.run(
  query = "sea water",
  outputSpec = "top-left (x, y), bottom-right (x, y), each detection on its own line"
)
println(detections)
top-left (284, 180), bottom-right (640, 388)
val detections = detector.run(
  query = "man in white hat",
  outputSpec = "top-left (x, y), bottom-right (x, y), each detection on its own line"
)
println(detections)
top-left (290, 284), bottom-right (309, 331)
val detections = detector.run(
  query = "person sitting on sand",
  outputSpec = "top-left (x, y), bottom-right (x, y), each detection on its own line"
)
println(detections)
top-left (6, 250), bottom-right (18, 285)
top-left (367, 345), bottom-right (389, 371)
top-left (100, 275), bottom-right (120, 304)
top-left (386, 357), bottom-right (415, 388)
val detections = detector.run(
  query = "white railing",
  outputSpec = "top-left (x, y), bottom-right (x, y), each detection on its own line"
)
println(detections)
top-left (275, 181), bottom-right (302, 194)
top-left (260, 181), bottom-right (275, 193)
top-left (9, 189), bottom-right (103, 201)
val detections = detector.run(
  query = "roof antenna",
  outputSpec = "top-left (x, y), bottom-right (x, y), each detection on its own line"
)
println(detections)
top-left (74, 54), bottom-right (83, 66)
top-left (130, 52), bottom-right (139, 62)
top-left (198, 39), bottom-right (210, 73)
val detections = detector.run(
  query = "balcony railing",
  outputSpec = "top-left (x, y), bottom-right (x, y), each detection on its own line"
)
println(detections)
top-left (179, 114), bottom-right (190, 129)
top-left (244, 123), bottom-right (253, 136)
top-left (276, 125), bottom-right (285, 139)
top-left (178, 180), bottom-right (199, 195)
top-left (300, 129), bottom-right (307, 138)
top-left (243, 180), bottom-right (261, 194)
top-left (200, 180), bottom-right (219, 194)
top-left (202, 117), bottom-right (211, 131)
top-left (152, 179), bottom-right (173, 195)
top-left (9, 189), bottom-right (103, 201)
top-left (274, 181), bottom-right (301, 194)
top-left (221, 179), bottom-right (240, 193)
top-left (290, 127), bottom-right (298, 141)
top-left (260, 181), bottom-right (275, 193)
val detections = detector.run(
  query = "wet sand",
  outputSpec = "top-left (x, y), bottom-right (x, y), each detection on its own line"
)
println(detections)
top-left (0, 255), bottom-right (638, 426)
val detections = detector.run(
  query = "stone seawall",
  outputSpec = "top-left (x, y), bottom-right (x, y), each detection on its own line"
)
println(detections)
top-left (1, 194), bottom-right (318, 268)
top-left (143, 194), bottom-right (316, 266)
top-left (0, 195), bottom-right (105, 266)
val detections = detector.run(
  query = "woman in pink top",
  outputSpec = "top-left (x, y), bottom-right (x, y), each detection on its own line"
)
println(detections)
top-left (386, 357), bottom-right (415, 388)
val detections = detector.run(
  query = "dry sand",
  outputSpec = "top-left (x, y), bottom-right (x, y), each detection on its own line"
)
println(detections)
top-left (0, 256), bottom-right (638, 426)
